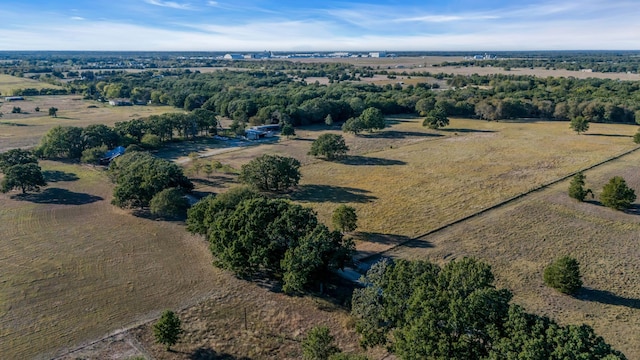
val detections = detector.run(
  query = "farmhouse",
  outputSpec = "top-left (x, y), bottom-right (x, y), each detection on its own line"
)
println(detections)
top-left (4, 96), bottom-right (24, 101)
top-left (108, 98), bottom-right (132, 106)
top-left (245, 124), bottom-right (280, 140)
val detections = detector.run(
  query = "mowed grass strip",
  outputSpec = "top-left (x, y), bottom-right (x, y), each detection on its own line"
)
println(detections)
top-left (0, 161), bottom-right (221, 359)
top-left (292, 118), bottom-right (637, 255)
top-left (384, 149), bottom-right (640, 359)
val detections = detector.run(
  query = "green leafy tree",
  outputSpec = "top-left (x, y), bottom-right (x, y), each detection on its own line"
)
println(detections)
top-left (238, 154), bottom-right (301, 192)
top-left (342, 117), bottom-right (364, 135)
top-left (325, 114), bottom-right (334, 126)
top-left (38, 125), bottom-right (85, 159)
top-left (568, 172), bottom-right (593, 201)
top-left (351, 258), bottom-right (624, 359)
top-left (600, 176), bottom-right (636, 210)
top-left (82, 124), bottom-right (119, 149)
top-left (302, 326), bottom-right (340, 360)
top-left (11, 106), bottom-right (21, 114)
top-left (309, 134), bottom-right (349, 160)
top-left (141, 133), bottom-right (162, 149)
top-left (332, 205), bottom-right (357, 233)
top-left (543, 256), bottom-right (583, 295)
top-left (186, 186), bottom-right (261, 235)
top-left (633, 129), bottom-right (640, 144)
top-left (153, 310), bottom-right (183, 351)
top-left (48, 107), bottom-right (58, 117)
top-left (1, 163), bottom-right (47, 194)
top-left (281, 123), bottom-right (296, 139)
top-left (422, 106), bottom-right (449, 129)
top-left (109, 152), bottom-right (193, 208)
top-left (359, 107), bottom-right (385, 132)
top-left (150, 187), bottom-right (190, 218)
top-left (0, 148), bottom-right (37, 173)
top-left (81, 145), bottom-right (108, 164)
top-left (570, 116), bottom-right (589, 134)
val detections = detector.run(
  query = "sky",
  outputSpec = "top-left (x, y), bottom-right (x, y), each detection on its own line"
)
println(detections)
top-left (0, 0), bottom-right (638, 51)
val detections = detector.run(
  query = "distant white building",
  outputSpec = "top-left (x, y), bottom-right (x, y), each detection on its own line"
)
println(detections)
top-left (369, 51), bottom-right (387, 58)
top-left (223, 54), bottom-right (244, 60)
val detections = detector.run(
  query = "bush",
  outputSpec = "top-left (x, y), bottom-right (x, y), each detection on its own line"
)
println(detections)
top-left (332, 205), bottom-right (357, 233)
top-left (568, 172), bottom-right (592, 201)
top-left (141, 133), bottom-right (162, 149)
top-left (153, 310), bottom-right (183, 351)
top-left (81, 145), bottom-right (108, 164)
top-left (150, 187), bottom-right (190, 218)
top-left (543, 256), bottom-right (582, 295)
top-left (600, 176), bottom-right (636, 210)
top-left (634, 130), bottom-right (640, 144)
top-left (309, 134), bottom-right (349, 160)
top-left (302, 326), bottom-right (340, 360)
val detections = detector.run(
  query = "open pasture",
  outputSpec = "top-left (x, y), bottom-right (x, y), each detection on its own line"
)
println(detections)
top-left (383, 149), bottom-right (640, 358)
top-left (0, 161), bottom-right (223, 359)
top-left (287, 118), bottom-right (638, 256)
top-left (0, 74), bottom-right (62, 96)
top-left (0, 95), bottom-right (178, 152)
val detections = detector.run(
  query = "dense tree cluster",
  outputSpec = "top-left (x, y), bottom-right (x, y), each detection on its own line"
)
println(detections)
top-left (352, 258), bottom-right (625, 359)
top-left (187, 190), bottom-right (354, 294)
top-left (108, 152), bottom-right (193, 208)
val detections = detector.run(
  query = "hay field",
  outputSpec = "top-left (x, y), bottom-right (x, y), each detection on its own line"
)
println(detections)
top-left (383, 149), bottom-right (640, 358)
top-left (289, 118), bottom-right (638, 256)
top-left (0, 161), bottom-right (223, 359)
top-left (0, 74), bottom-right (62, 96)
top-left (0, 95), bottom-right (178, 152)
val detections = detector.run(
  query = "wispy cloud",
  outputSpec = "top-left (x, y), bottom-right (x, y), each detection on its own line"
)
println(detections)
top-left (397, 14), bottom-right (499, 23)
top-left (207, 1), bottom-right (218, 6)
top-left (70, 16), bottom-right (85, 21)
top-left (144, 0), bottom-right (194, 10)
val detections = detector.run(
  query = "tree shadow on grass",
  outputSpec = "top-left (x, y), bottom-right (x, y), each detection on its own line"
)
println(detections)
top-left (191, 347), bottom-right (251, 360)
top-left (42, 170), bottom-right (79, 182)
top-left (360, 130), bottom-right (443, 139)
top-left (12, 188), bottom-right (102, 205)
top-left (288, 184), bottom-right (377, 203)
top-left (577, 288), bottom-right (640, 309)
top-left (624, 204), bottom-right (640, 216)
top-left (584, 133), bottom-right (632, 138)
top-left (336, 155), bottom-right (406, 166)
top-left (440, 128), bottom-right (496, 133)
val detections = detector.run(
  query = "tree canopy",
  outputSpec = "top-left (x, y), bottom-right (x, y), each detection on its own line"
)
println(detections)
top-left (153, 310), bottom-right (183, 351)
top-left (0, 148), bottom-right (37, 172)
top-left (570, 116), bottom-right (589, 134)
top-left (188, 195), bottom-right (354, 293)
top-left (352, 258), bottom-right (625, 359)
top-left (568, 172), bottom-right (593, 201)
top-left (331, 205), bottom-right (358, 233)
top-left (238, 154), bottom-right (301, 192)
top-left (544, 256), bottom-right (583, 295)
top-left (600, 176), bottom-right (636, 210)
top-left (422, 106), bottom-right (449, 129)
top-left (108, 152), bottom-right (193, 208)
top-left (150, 187), bottom-right (190, 218)
top-left (1, 162), bottom-right (47, 194)
top-left (309, 134), bottom-right (349, 160)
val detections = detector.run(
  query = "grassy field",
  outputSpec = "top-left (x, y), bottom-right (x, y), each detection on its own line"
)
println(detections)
top-left (0, 161), bottom-right (380, 359)
top-left (383, 150), bottom-right (640, 358)
top-left (0, 95), bottom-right (179, 152)
top-left (0, 74), bottom-right (62, 96)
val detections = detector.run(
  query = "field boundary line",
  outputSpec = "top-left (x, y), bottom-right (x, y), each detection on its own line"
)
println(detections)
top-left (357, 145), bottom-right (640, 265)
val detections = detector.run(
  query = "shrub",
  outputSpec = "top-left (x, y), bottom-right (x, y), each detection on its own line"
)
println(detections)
top-left (141, 133), bottom-right (162, 149)
top-left (600, 176), bottom-right (636, 210)
top-left (150, 187), bottom-right (190, 218)
top-left (302, 326), bottom-right (340, 360)
top-left (568, 172), bottom-right (592, 201)
top-left (543, 256), bottom-right (582, 295)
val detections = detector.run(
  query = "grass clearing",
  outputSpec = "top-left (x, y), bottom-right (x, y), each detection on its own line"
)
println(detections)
top-left (0, 74), bottom-right (62, 96)
top-left (383, 149), bottom-right (640, 358)
top-left (289, 118), bottom-right (637, 256)
top-left (0, 95), bottom-right (179, 152)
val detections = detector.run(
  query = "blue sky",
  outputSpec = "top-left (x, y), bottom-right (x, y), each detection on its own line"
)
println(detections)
top-left (0, 0), bottom-right (638, 51)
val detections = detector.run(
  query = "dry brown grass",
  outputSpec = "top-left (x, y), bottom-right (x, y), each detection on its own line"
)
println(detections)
top-left (0, 95), bottom-right (179, 152)
top-left (0, 161), bottom-right (378, 360)
top-left (289, 118), bottom-right (637, 255)
top-left (383, 150), bottom-right (640, 358)
top-left (0, 161), bottom-right (221, 359)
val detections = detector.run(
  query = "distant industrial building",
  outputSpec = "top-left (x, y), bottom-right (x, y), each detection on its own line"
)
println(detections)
top-left (223, 54), bottom-right (244, 60)
top-left (369, 51), bottom-right (387, 58)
